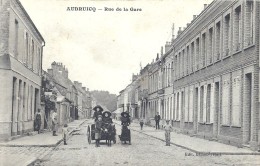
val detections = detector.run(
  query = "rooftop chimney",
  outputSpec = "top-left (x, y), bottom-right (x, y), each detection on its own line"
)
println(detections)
top-left (161, 46), bottom-right (163, 56)
top-left (177, 27), bottom-right (182, 35)
top-left (204, 4), bottom-right (207, 9)
top-left (156, 53), bottom-right (159, 61)
top-left (193, 15), bottom-right (197, 19)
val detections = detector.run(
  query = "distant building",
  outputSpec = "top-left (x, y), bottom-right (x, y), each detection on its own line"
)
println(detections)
top-left (0, 0), bottom-right (45, 140)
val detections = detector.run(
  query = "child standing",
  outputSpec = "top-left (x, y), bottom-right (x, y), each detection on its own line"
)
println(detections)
top-left (139, 119), bottom-right (144, 130)
top-left (164, 120), bottom-right (173, 146)
top-left (62, 124), bottom-right (69, 145)
top-left (95, 115), bottom-right (104, 147)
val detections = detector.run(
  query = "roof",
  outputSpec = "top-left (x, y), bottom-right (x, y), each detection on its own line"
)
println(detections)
top-left (16, 0), bottom-right (45, 43)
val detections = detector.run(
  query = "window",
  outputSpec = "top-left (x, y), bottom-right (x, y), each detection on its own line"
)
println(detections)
top-left (234, 6), bottom-right (242, 52)
top-left (244, 1), bottom-right (254, 47)
top-left (25, 32), bottom-right (29, 65)
top-left (199, 86), bottom-right (204, 122)
top-left (182, 49), bottom-right (185, 76)
top-left (215, 22), bottom-right (221, 61)
top-left (184, 89), bottom-right (189, 122)
top-left (186, 46), bottom-right (190, 73)
top-left (196, 38), bottom-right (200, 70)
top-left (224, 14), bottom-right (231, 57)
top-left (176, 93), bottom-right (180, 120)
top-left (171, 61), bottom-right (173, 84)
top-left (14, 20), bottom-right (19, 58)
top-left (179, 52), bottom-right (181, 78)
top-left (232, 76), bottom-right (241, 126)
top-left (31, 40), bottom-right (34, 70)
top-left (202, 33), bottom-right (206, 67)
top-left (222, 79), bottom-right (230, 125)
top-left (206, 84), bottom-right (211, 123)
top-left (174, 55), bottom-right (177, 80)
top-left (189, 87), bottom-right (194, 122)
top-left (208, 27), bottom-right (213, 64)
top-left (191, 42), bottom-right (195, 72)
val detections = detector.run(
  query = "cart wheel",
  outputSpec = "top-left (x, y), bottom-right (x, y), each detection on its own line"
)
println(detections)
top-left (87, 125), bottom-right (91, 144)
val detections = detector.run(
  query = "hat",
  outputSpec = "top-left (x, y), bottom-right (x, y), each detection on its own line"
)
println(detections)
top-left (102, 111), bottom-right (111, 117)
top-left (93, 105), bottom-right (103, 112)
top-left (121, 112), bottom-right (130, 117)
top-left (98, 115), bottom-right (102, 118)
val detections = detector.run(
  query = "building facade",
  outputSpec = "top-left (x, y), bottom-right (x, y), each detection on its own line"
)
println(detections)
top-left (0, 0), bottom-right (45, 140)
top-left (168, 0), bottom-right (259, 150)
top-left (117, 0), bottom-right (260, 150)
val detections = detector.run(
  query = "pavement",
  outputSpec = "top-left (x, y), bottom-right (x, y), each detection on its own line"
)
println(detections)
top-left (119, 120), bottom-right (260, 155)
top-left (0, 119), bottom-right (88, 166)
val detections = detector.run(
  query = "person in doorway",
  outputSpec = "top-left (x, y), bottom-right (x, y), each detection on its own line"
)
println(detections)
top-left (154, 112), bottom-right (161, 130)
top-left (62, 124), bottom-right (69, 145)
top-left (52, 109), bottom-right (58, 136)
top-left (164, 120), bottom-right (173, 146)
top-left (35, 109), bottom-right (41, 134)
top-left (139, 119), bottom-right (144, 130)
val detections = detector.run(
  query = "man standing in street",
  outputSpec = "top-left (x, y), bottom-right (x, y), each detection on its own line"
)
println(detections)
top-left (52, 109), bottom-right (58, 136)
top-left (154, 112), bottom-right (161, 130)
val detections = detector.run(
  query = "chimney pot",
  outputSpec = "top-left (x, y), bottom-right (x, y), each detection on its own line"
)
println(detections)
top-left (193, 15), bottom-right (197, 19)
top-left (204, 4), bottom-right (207, 9)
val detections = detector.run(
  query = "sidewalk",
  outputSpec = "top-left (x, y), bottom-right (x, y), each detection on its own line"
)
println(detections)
top-left (0, 119), bottom-right (88, 166)
top-left (0, 119), bottom-right (87, 147)
top-left (126, 121), bottom-right (260, 155)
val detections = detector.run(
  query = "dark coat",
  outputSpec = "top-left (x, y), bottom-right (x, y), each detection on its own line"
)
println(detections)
top-left (93, 111), bottom-right (103, 122)
top-left (154, 115), bottom-right (161, 121)
top-left (35, 113), bottom-right (41, 130)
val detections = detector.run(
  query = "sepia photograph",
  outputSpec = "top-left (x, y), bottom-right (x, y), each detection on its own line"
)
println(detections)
top-left (1, 0), bottom-right (260, 165)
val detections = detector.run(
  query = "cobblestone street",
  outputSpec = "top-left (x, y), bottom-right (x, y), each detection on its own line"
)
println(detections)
top-left (0, 146), bottom-right (53, 166)
top-left (35, 121), bottom-right (260, 166)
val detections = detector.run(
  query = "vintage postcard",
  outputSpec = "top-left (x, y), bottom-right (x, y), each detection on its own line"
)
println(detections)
top-left (0, 0), bottom-right (260, 165)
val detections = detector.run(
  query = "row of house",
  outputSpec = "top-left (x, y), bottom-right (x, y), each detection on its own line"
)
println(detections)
top-left (0, 0), bottom-right (94, 141)
top-left (42, 62), bottom-right (94, 130)
top-left (117, 0), bottom-right (260, 151)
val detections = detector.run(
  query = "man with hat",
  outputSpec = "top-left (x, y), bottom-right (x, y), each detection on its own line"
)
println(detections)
top-left (92, 105), bottom-right (103, 122)
top-left (164, 120), bottom-right (173, 146)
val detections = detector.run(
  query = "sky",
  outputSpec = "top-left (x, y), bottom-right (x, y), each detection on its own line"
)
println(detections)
top-left (20, 0), bottom-right (213, 95)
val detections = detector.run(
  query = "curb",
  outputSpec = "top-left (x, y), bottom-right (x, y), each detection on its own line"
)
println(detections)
top-left (26, 119), bottom-right (88, 166)
top-left (122, 121), bottom-right (260, 156)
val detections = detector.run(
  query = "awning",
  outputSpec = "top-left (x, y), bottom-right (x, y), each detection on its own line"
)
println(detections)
top-left (113, 107), bottom-right (123, 114)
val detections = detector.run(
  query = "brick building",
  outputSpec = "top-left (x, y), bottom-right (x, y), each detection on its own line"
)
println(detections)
top-left (0, 0), bottom-right (45, 140)
top-left (166, 0), bottom-right (259, 150)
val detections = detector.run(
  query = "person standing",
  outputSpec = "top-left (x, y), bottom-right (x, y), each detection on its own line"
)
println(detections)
top-left (95, 115), bottom-right (104, 147)
top-left (52, 109), bottom-right (58, 136)
top-left (139, 119), bottom-right (144, 130)
top-left (164, 120), bottom-right (173, 146)
top-left (35, 109), bottom-right (42, 134)
top-left (62, 124), bottom-right (69, 145)
top-left (154, 112), bottom-right (161, 130)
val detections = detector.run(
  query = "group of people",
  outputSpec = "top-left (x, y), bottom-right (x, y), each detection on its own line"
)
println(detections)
top-left (34, 105), bottom-right (173, 147)
top-left (139, 112), bottom-right (173, 146)
top-left (92, 105), bottom-right (114, 147)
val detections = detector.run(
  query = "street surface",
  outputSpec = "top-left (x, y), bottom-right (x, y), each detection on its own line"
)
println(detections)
top-left (33, 121), bottom-right (260, 166)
